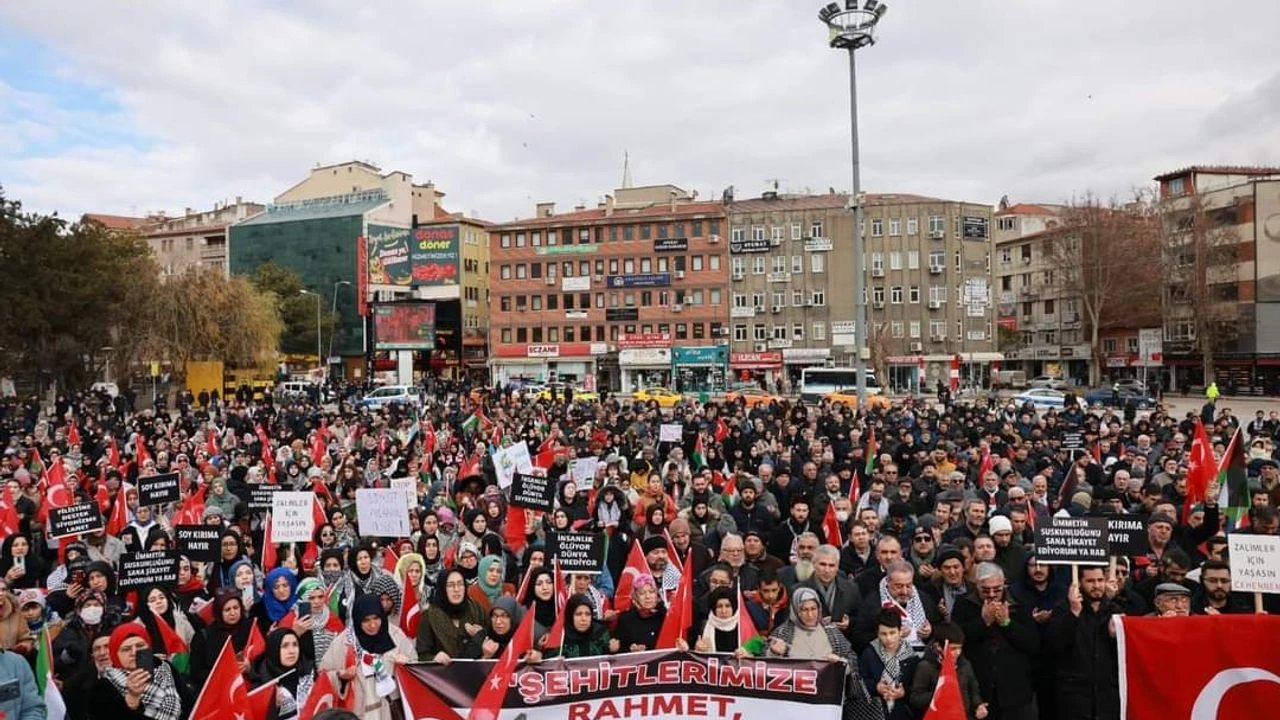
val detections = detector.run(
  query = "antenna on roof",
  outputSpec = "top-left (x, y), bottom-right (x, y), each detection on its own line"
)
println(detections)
top-left (621, 151), bottom-right (633, 189)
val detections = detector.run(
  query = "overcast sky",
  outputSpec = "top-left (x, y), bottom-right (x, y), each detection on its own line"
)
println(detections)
top-left (3, 1), bottom-right (1279, 222)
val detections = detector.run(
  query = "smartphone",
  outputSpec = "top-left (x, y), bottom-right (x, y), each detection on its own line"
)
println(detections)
top-left (14, 556), bottom-right (24, 569)
top-left (135, 648), bottom-right (156, 673)
top-left (71, 570), bottom-right (86, 587)
top-left (297, 601), bottom-right (312, 618)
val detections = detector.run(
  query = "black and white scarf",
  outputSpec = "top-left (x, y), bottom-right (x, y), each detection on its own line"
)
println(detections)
top-left (104, 663), bottom-right (183, 720)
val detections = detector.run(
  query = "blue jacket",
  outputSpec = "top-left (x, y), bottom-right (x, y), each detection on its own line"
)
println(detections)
top-left (0, 650), bottom-right (46, 720)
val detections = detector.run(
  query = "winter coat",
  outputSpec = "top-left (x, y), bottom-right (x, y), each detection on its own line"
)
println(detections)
top-left (949, 592), bottom-right (1040, 710)
top-left (909, 653), bottom-right (984, 720)
top-left (1046, 597), bottom-right (1125, 720)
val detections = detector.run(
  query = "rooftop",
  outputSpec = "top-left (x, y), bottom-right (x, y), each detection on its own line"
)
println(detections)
top-left (728, 192), bottom-right (951, 213)
top-left (498, 199), bottom-right (725, 229)
top-left (235, 190), bottom-right (390, 227)
top-left (994, 202), bottom-right (1063, 217)
top-left (1153, 165), bottom-right (1280, 182)
top-left (82, 213), bottom-right (150, 231)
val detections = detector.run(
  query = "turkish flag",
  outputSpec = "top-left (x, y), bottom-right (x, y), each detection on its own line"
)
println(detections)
top-left (468, 606), bottom-right (536, 720)
top-left (922, 645), bottom-right (967, 720)
top-left (655, 561), bottom-right (693, 649)
top-left (1117, 615), bottom-right (1280, 719)
top-left (612, 540), bottom-right (652, 613)
top-left (400, 576), bottom-right (422, 639)
top-left (189, 638), bottom-right (250, 720)
top-left (300, 670), bottom-right (357, 720)
top-left (244, 621), bottom-right (267, 662)
top-left (822, 501), bottom-right (843, 547)
top-left (260, 513), bottom-right (277, 571)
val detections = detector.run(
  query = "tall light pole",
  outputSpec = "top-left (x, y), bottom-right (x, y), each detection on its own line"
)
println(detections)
top-left (820, 0), bottom-right (887, 402)
top-left (299, 289), bottom-right (322, 371)
top-left (328, 280), bottom-right (352, 373)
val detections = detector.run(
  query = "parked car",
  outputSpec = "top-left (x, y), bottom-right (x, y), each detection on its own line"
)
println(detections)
top-left (824, 388), bottom-right (892, 411)
top-left (1028, 375), bottom-right (1069, 391)
top-left (535, 383), bottom-right (598, 403)
top-left (724, 382), bottom-right (782, 406)
top-left (1013, 388), bottom-right (1068, 411)
top-left (358, 385), bottom-right (420, 409)
top-left (1083, 387), bottom-right (1156, 410)
top-left (1113, 378), bottom-right (1148, 394)
top-left (631, 386), bottom-right (684, 407)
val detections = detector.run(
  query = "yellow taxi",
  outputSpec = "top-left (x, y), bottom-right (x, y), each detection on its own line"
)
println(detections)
top-left (535, 383), bottom-right (599, 403)
top-left (724, 382), bottom-right (782, 406)
top-left (824, 388), bottom-right (892, 411)
top-left (631, 386), bottom-right (684, 407)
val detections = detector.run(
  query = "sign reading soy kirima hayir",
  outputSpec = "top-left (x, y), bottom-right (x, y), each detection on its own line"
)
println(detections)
top-left (118, 550), bottom-right (180, 589)
top-left (136, 472), bottom-right (181, 507)
top-left (174, 525), bottom-right (220, 562)
top-left (510, 473), bottom-right (555, 512)
top-left (547, 531), bottom-right (605, 574)
top-left (48, 501), bottom-right (104, 539)
top-left (1034, 516), bottom-right (1109, 565)
top-left (399, 650), bottom-right (846, 720)
top-left (1090, 514), bottom-right (1151, 558)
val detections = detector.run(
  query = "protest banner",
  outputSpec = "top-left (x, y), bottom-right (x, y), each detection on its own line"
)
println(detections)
top-left (492, 442), bottom-right (533, 489)
top-left (547, 530), bottom-right (605, 574)
top-left (248, 484), bottom-right (286, 511)
top-left (271, 491), bottom-right (317, 543)
top-left (174, 525), bottom-right (220, 562)
top-left (1091, 514), bottom-right (1151, 558)
top-left (355, 488), bottom-right (411, 537)
top-left (510, 473), bottom-right (556, 512)
top-left (659, 423), bottom-right (683, 443)
top-left (118, 550), bottom-right (180, 589)
top-left (389, 476), bottom-right (417, 505)
top-left (1228, 534), bottom-right (1280, 595)
top-left (136, 472), bottom-right (181, 507)
top-left (1034, 516), bottom-right (1109, 566)
top-left (569, 457), bottom-right (599, 484)
top-left (398, 650), bottom-right (845, 720)
top-left (48, 501), bottom-right (104, 539)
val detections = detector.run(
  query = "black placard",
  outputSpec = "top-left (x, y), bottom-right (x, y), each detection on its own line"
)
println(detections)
top-left (137, 472), bottom-right (181, 507)
top-left (118, 550), bottom-right (180, 589)
top-left (653, 237), bottom-right (688, 252)
top-left (1093, 514), bottom-right (1151, 558)
top-left (174, 525), bottom-right (221, 562)
top-left (547, 531), bottom-right (605, 574)
top-left (729, 238), bottom-right (770, 254)
top-left (1061, 432), bottom-right (1084, 450)
top-left (48, 501), bottom-right (104, 539)
top-left (1033, 516), bottom-right (1109, 566)
top-left (606, 308), bottom-right (639, 322)
top-left (510, 473), bottom-right (555, 512)
top-left (249, 484), bottom-right (286, 511)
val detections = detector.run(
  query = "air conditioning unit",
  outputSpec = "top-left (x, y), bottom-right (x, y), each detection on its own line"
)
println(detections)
top-left (593, 274), bottom-right (604, 282)
top-left (754, 343), bottom-right (768, 352)
top-left (803, 300), bottom-right (814, 307)
top-left (754, 306), bottom-right (765, 314)
top-left (709, 234), bottom-right (721, 244)
top-left (909, 342), bottom-right (923, 352)
top-left (929, 266), bottom-right (943, 275)
top-left (871, 267), bottom-right (885, 277)
top-left (770, 238), bottom-right (783, 246)
top-left (675, 270), bottom-right (685, 279)
top-left (732, 272), bottom-right (744, 280)
top-left (671, 304), bottom-right (683, 313)
top-left (931, 334), bottom-right (947, 343)
top-left (928, 300), bottom-right (941, 309)
top-left (544, 277), bottom-right (555, 285)
top-left (930, 230), bottom-right (945, 239)
top-left (772, 305), bottom-right (782, 314)
top-left (872, 300), bottom-right (885, 309)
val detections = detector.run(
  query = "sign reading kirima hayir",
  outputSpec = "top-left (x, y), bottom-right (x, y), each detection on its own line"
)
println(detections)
top-left (399, 650), bottom-right (844, 720)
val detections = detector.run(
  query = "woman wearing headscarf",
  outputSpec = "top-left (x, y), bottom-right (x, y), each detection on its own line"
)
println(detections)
top-left (121, 504), bottom-right (162, 554)
top-left (54, 590), bottom-right (117, 720)
top-left (250, 568), bottom-right (300, 634)
top-left (0, 534), bottom-right (47, 591)
top-left (452, 541), bottom-right (481, 583)
top-left (688, 587), bottom-right (749, 656)
top-left (0, 588), bottom-right (32, 652)
top-left (555, 479), bottom-right (589, 524)
top-left (190, 592), bottom-right (252, 681)
top-left (230, 557), bottom-right (261, 609)
top-left (91, 623), bottom-right (186, 720)
top-left (206, 477), bottom-right (241, 519)
top-left (416, 536), bottom-right (444, 597)
top-left (318, 593), bottom-right (416, 720)
top-left (343, 541), bottom-right (402, 619)
top-left (172, 555), bottom-right (211, 615)
top-left (135, 586), bottom-right (196, 663)
top-left (394, 553), bottom-right (430, 618)
top-left (468, 555), bottom-right (506, 613)
top-left (520, 567), bottom-right (558, 646)
top-left (461, 596), bottom-right (523, 660)
top-left (612, 573), bottom-right (666, 652)
top-left (557, 594), bottom-right (616, 658)
top-left (252, 628), bottom-right (315, 720)
top-left (295, 577), bottom-right (336, 663)
top-left (416, 568), bottom-right (485, 664)
top-left (205, 528), bottom-right (248, 594)
top-left (768, 587), bottom-right (879, 719)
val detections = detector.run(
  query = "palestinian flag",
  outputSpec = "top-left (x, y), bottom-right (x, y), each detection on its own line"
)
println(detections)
top-left (461, 410), bottom-right (485, 436)
top-left (1216, 427), bottom-right (1250, 528)
top-left (691, 434), bottom-right (706, 470)
top-left (36, 627), bottom-right (68, 720)
top-left (151, 614), bottom-right (190, 674)
top-left (864, 425), bottom-right (877, 476)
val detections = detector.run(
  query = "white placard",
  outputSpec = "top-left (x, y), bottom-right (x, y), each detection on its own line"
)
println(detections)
top-left (492, 442), bottom-right (534, 489)
top-left (389, 476), bottom-right (417, 505)
top-left (1228, 534), bottom-right (1280, 594)
top-left (659, 423), bottom-right (683, 442)
top-left (355, 488), bottom-right (411, 538)
top-left (270, 491), bottom-right (316, 543)
top-left (570, 457), bottom-right (600, 484)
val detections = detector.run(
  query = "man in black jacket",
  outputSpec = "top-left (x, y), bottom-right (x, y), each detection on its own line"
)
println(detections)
top-left (951, 562), bottom-right (1040, 720)
top-left (795, 544), bottom-right (860, 640)
top-left (1047, 566), bottom-right (1126, 720)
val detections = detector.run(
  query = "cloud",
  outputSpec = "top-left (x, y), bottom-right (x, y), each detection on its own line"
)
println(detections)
top-left (2, 0), bottom-right (1279, 220)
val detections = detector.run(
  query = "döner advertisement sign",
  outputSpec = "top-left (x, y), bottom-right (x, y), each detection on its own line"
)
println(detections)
top-left (366, 224), bottom-right (460, 287)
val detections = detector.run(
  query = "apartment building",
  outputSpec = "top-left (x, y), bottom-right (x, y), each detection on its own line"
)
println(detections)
top-left (1156, 165), bottom-right (1280, 392)
top-left (488, 184), bottom-right (728, 393)
top-left (727, 191), bottom-right (997, 393)
top-left (143, 200), bottom-right (265, 277)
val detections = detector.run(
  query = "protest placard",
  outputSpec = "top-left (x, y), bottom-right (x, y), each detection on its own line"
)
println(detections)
top-left (118, 550), bottom-right (180, 589)
top-left (1034, 516), bottom-right (1109, 565)
top-left (48, 501), bottom-right (104, 539)
top-left (249, 484), bottom-right (286, 511)
top-left (137, 472), bottom-right (181, 507)
top-left (548, 531), bottom-right (605, 574)
top-left (271, 491), bottom-right (316, 543)
top-left (510, 473), bottom-right (555, 512)
top-left (1092, 514), bottom-right (1151, 558)
top-left (355, 488), bottom-right (411, 537)
top-left (389, 476), bottom-right (417, 504)
top-left (569, 457), bottom-right (599, 484)
top-left (1228, 534), bottom-right (1280, 595)
top-left (492, 442), bottom-right (534, 489)
top-left (174, 525), bottom-right (220, 562)
top-left (659, 423), bottom-right (683, 443)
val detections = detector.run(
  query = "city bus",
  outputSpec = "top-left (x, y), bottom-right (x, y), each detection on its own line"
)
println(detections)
top-left (799, 366), bottom-right (883, 403)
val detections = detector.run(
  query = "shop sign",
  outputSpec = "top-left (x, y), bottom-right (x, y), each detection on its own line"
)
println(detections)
top-left (730, 306), bottom-right (756, 318)
top-left (730, 351), bottom-right (783, 367)
top-left (527, 344), bottom-right (560, 358)
top-left (783, 348), bottom-right (830, 362)
top-left (653, 238), bottom-right (688, 252)
top-left (619, 348), bottom-right (671, 366)
top-left (535, 244), bottom-right (598, 255)
top-left (962, 216), bottom-right (990, 239)
top-left (672, 345), bottom-right (727, 365)
top-left (561, 276), bottom-right (591, 292)
top-left (831, 321), bottom-right (856, 334)
top-left (768, 339), bottom-right (793, 349)
top-left (618, 332), bottom-right (672, 349)
top-left (607, 273), bottom-right (671, 288)
top-left (605, 307), bottom-right (638, 322)
top-left (804, 237), bottom-right (833, 252)
top-left (729, 238), bottom-right (770, 254)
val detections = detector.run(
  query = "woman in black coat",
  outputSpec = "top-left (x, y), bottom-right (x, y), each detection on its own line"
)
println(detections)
top-left (190, 591), bottom-right (252, 681)
top-left (611, 574), bottom-right (666, 652)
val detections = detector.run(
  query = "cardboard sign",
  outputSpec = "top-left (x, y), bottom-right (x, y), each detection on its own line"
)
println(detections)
top-left (137, 472), bottom-right (181, 507)
top-left (1093, 514), bottom-right (1151, 558)
top-left (570, 457), bottom-right (599, 484)
top-left (271, 491), bottom-right (316, 543)
top-left (492, 442), bottom-right (533, 489)
top-left (547, 531), bottom-right (605, 574)
top-left (48, 501), bottom-right (104, 539)
top-left (659, 423), bottom-right (683, 443)
top-left (174, 525), bottom-right (220, 562)
top-left (248, 484), bottom-right (286, 511)
top-left (389, 476), bottom-right (417, 505)
top-left (1228, 534), bottom-right (1280, 595)
top-left (510, 473), bottom-right (555, 512)
top-left (355, 488), bottom-right (411, 538)
top-left (1034, 516), bottom-right (1109, 566)
top-left (118, 550), bottom-right (180, 589)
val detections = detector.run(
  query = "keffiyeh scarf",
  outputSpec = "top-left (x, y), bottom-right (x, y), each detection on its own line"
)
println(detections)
top-left (878, 576), bottom-right (928, 646)
top-left (104, 663), bottom-right (183, 720)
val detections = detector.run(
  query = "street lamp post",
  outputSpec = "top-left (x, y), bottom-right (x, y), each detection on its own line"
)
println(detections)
top-left (328, 280), bottom-right (353, 373)
top-left (299, 289), bottom-right (322, 372)
top-left (820, 0), bottom-right (887, 402)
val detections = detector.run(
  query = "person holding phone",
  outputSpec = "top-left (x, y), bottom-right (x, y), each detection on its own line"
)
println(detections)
top-left (92, 624), bottom-right (185, 720)
top-left (0, 535), bottom-right (46, 591)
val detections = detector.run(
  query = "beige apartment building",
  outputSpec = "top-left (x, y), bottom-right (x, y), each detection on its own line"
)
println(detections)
top-left (726, 190), bottom-right (997, 393)
top-left (143, 200), bottom-right (265, 277)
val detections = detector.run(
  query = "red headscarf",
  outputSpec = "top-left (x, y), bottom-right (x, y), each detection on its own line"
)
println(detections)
top-left (108, 622), bottom-right (150, 667)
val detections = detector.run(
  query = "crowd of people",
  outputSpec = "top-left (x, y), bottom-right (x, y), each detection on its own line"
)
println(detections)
top-left (0, 380), bottom-right (1276, 720)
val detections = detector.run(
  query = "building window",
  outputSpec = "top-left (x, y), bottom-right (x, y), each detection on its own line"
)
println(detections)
top-left (929, 251), bottom-right (944, 272)
top-left (1169, 177), bottom-right (1185, 195)
top-left (793, 323), bottom-right (804, 340)
top-left (772, 226), bottom-right (784, 242)
top-left (754, 324), bottom-right (767, 341)
top-left (928, 216), bottom-right (944, 235)
top-left (753, 226), bottom-right (765, 241)
top-left (810, 221), bottom-right (824, 238)
top-left (675, 323), bottom-right (688, 340)
top-left (773, 325), bottom-right (788, 341)
top-left (891, 321), bottom-right (903, 338)
top-left (1103, 338), bottom-right (1118, 354)
top-left (733, 292), bottom-right (748, 308)
top-left (1000, 248), bottom-right (1012, 264)
top-left (753, 257), bottom-right (766, 275)
top-left (734, 324), bottom-right (747, 341)
top-left (731, 227), bottom-right (745, 242)
top-left (909, 321), bottom-right (921, 338)
top-left (710, 289), bottom-right (722, 305)
top-left (623, 259), bottom-right (635, 273)
top-left (929, 286), bottom-right (947, 304)
top-left (640, 258), bottom-right (652, 273)
top-left (907, 218), bottom-right (919, 235)
top-left (907, 250), bottom-right (919, 270)
top-left (731, 257), bottom-right (745, 278)
top-left (889, 251), bottom-right (902, 270)
top-left (930, 320), bottom-right (945, 338)
top-left (1127, 336), bottom-right (1139, 353)
top-left (515, 264), bottom-right (527, 279)
top-left (871, 219), bottom-right (884, 237)
top-left (813, 322), bottom-right (826, 340)
top-left (889, 218), bottom-right (901, 236)
top-left (811, 254), bottom-right (824, 273)
top-left (871, 252), bottom-right (884, 273)
top-left (1044, 299), bottom-right (1055, 314)
top-left (772, 255), bottom-right (786, 274)
top-left (500, 296), bottom-right (511, 312)
top-left (789, 255), bottom-right (800, 274)
top-left (811, 288), bottom-right (826, 306)
top-left (890, 286), bottom-right (903, 304)
top-left (692, 255), bottom-right (704, 271)
top-left (791, 223), bottom-right (803, 240)
top-left (909, 286), bottom-right (920, 304)
top-left (500, 265), bottom-right (511, 280)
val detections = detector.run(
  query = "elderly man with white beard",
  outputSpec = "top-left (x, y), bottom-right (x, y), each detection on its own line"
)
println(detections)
top-left (778, 532), bottom-right (821, 590)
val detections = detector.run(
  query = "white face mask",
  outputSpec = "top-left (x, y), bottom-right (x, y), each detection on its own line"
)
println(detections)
top-left (79, 606), bottom-right (104, 625)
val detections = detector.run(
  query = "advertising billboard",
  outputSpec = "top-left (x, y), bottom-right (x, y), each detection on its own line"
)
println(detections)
top-left (373, 303), bottom-right (436, 350)
top-left (366, 224), bottom-right (460, 287)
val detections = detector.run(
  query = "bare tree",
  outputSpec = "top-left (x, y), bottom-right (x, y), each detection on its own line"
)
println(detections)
top-left (1045, 195), bottom-right (1163, 386)
top-left (1159, 190), bottom-right (1243, 384)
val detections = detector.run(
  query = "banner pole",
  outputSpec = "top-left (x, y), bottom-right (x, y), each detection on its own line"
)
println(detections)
top-left (1071, 563), bottom-right (1079, 586)
top-left (1256, 592), bottom-right (1265, 614)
